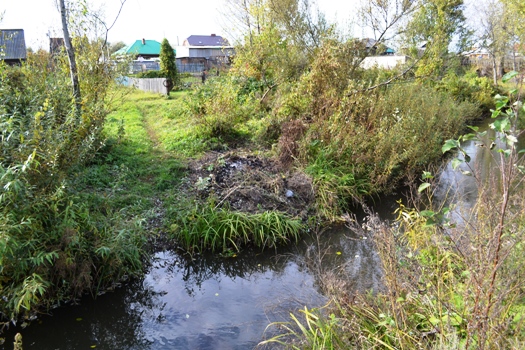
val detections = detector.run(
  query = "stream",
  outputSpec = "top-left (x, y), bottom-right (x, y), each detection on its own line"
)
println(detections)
top-left (1, 119), bottom-right (509, 349)
top-left (1, 228), bottom-right (382, 350)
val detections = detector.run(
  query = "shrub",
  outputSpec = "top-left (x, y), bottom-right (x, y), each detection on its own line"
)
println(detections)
top-left (0, 42), bottom-right (145, 322)
top-left (136, 70), bottom-right (165, 78)
top-left (437, 69), bottom-right (497, 112)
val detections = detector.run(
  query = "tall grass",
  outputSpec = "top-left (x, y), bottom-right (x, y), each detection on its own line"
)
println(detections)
top-left (263, 73), bottom-right (525, 349)
top-left (169, 203), bottom-right (303, 253)
top-left (0, 48), bottom-right (147, 324)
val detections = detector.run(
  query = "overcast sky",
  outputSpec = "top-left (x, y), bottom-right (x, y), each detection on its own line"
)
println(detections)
top-left (1, 0), bottom-right (361, 50)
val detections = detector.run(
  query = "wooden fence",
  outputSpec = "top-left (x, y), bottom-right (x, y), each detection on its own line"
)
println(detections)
top-left (119, 77), bottom-right (168, 94)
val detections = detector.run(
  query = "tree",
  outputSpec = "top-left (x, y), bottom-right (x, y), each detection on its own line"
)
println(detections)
top-left (478, 0), bottom-right (511, 84)
top-left (359, 0), bottom-right (417, 44)
top-left (109, 41), bottom-right (126, 55)
top-left (403, 0), bottom-right (469, 79)
top-left (59, 0), bottom-right (82, 116)
top-left (159, 38), bottom-right (179, 95)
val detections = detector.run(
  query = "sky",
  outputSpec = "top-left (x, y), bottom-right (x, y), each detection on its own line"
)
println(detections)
top-left (1, 0), bottom-right (360, 50)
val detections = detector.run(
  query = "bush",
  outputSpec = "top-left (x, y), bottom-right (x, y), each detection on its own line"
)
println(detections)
top-left (136, 70), bottom-right (165, 79)
top-left (0, 43), bottom-right (145, 322)
top-left (437, 70), bottom-right (497, 112)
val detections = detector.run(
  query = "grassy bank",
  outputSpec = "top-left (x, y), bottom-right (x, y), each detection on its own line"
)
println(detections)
top-left (261, 75), bottom-right (525, 349)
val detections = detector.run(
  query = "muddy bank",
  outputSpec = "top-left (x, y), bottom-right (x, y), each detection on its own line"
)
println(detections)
top-left (184, 151), bottom-right (316, 219)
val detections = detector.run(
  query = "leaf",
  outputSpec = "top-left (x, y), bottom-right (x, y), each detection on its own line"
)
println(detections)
top-left (420, 210), bottom-right (435, 217)
top-left (492, 118), bottom-right (510, 132)
top-left (460, 170), bottom-right (472, 176)
top-left (506, 135), bottom-right (518, 146)
top-left (451, 158), bottom-right (462, 170)
top-left (491, 109), bottom-right (501, 119)
top-left (502, 70), bottom-right (518, 83)
top-left (421, 171), bottom-right (433, 180)
top-left (418, 182), bottom-right (431, 192)
top-left (442, 139), bottom-right (459, 153)
top-left (461, 133), bottom-right (478, 141)
top-left (336, 251), bottom-right (342, 255)
top-left (499, 149), bottom-right (512, 158)
top-left (467, 126), bottom-right (479, 132)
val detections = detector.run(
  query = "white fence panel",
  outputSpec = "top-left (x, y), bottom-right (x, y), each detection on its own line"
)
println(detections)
top-left (128, 77), bottom-right (168, 94)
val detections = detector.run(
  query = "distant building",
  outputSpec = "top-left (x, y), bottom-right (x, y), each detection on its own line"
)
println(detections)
top-left (116, 39), bottom-right (166, 60)
top-left (177, 34), bottom-right (234, 72)
top-left (0, 29), bottom-right (27, 65)
top-left (362, 38), bottom-right (396, 55)
top-left (462, 47), bottom-right (491, 59)
top-left (361, 55), bottom-right (409, 69)
top-left (182, 34), bottom-right (229, 46)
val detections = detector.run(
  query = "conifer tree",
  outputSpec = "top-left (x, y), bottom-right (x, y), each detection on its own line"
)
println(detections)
top-left (160, 38), bottom-right (179, 93)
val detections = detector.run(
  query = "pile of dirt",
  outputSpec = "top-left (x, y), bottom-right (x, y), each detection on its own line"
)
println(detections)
top-left (184, 151), bottom-right (315, 219)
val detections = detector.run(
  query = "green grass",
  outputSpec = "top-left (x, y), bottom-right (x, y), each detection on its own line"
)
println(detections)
top-left (169, 202), bottom-right (304, 253)
top-left (72, 89), bottom-right (187, 223)
top-left (74, 89), bottom-right (300, 256)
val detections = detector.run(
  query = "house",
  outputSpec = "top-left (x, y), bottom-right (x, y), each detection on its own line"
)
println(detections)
top-left (116, 39), bottom-right (163, 60)
top-left (0, 29), bottom-right (27, 65)
top-left (116, 39), bottom-right (178, 74)
top-left (462, 47), bottom-right (491, 60)
top-left (357, 38), bottom-right (406, 69)
top-left (361, 55), bottom-right (409, 69)
top-left (177, 34), bottom-right (235, 72)
top-left (362, 38), bottom-right (396, 56)
top-left (183, 34), bottom-right (229, 46)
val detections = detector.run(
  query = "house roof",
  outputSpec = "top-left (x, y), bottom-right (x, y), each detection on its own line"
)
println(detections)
top-left (462, 47), bottom-right (490, 56)
top-left (184, 35), bottom-right (229, 46)
top-left (117, 39), bottom-right (162, 56)
top-left (0, 29), bottom-right (27, 61)
top-left (361, 38), bottom-right (396, 54)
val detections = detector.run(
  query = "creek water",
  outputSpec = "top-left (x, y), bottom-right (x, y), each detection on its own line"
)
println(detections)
top-left (1, 119), bottom-right (508, 350)
top-left (1, 228), bottom-right (382, 350)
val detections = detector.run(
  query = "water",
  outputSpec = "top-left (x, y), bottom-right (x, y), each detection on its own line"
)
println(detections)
top-left (1, 228), bottom-right (381, 350)
top-left (3, 120), bottom-right (507, 350)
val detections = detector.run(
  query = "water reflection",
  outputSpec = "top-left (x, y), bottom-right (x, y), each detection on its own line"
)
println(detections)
top-left (1, 227), bottom-right (382, 350)
top-left (435, 119), bottom-right (513, 225)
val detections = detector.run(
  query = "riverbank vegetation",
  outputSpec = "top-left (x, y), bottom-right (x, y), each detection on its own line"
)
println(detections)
top-left (262, 73), bottom-right (525, 349)
top-left (2, 0), bottom-right (525, 347)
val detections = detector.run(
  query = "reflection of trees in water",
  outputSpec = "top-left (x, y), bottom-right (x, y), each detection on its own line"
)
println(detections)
top-left (8, 277), bottom-right (165, 350)
top-left (297, 227), bottom-right (383, 295)
top-left (154, 247), bottom-right (295, 297)
top-left (81, 277), bottom-right (164, 350)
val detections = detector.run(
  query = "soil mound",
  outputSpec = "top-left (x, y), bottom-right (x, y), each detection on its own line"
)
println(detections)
top-left (186, 151), bottom-right (315, 219)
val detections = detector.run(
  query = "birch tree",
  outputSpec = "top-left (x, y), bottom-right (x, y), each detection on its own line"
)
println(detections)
top-left (59, 0), bottom-right (82, 116)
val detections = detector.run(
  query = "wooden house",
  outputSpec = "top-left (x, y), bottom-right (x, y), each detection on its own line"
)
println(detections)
top-left (0, 29), bottom-right (27, 65)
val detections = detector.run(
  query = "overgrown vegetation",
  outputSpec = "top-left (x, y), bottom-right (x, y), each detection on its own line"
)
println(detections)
top-left (0, 43), bottom-right (147, 324)
top-left (3, 0), bottom-right (525, 347)
top-left (262, 72), bottom-right (525, 349)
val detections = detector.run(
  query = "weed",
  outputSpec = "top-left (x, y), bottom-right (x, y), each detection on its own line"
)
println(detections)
top-left (169, 202), bottom-right (303, 253)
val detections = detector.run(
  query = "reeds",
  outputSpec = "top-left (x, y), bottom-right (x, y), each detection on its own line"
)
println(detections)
top-left (173, 205), bottom-right (303, 253)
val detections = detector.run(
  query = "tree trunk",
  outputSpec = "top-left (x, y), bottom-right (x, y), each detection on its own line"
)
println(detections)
top-left (59, 0), bottom-right (82, 117)
top-left (492, 57), bottom-right (498, 85)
